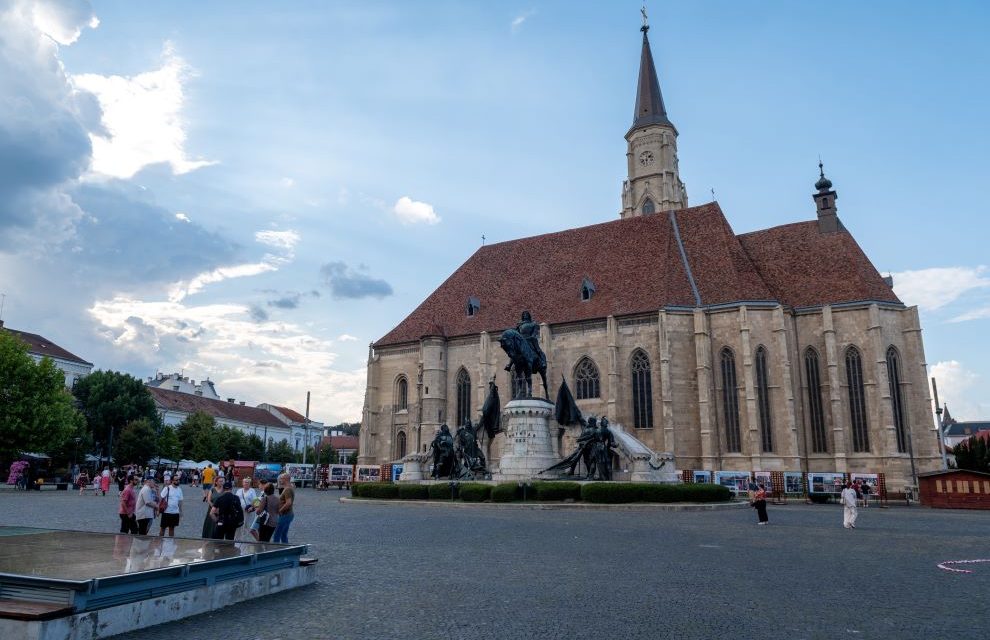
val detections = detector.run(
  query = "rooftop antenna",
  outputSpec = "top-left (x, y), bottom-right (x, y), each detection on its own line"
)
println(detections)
top-left (711, 187), bottom-right (716, 201)
top-left (481, 234), bottom-right (486, 246)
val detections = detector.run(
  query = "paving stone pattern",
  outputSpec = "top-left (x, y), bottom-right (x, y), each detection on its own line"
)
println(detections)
top-left (0, 489), bottom-right (987, 639)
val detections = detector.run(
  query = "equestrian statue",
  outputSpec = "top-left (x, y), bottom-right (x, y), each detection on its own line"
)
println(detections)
top-left (498, 310), bottom-right (549, 399)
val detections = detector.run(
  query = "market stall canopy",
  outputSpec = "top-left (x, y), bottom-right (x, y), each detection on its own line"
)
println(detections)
top-left (196, 460), bottom-right (215, 468)
top-left (178, 459), bottom-right (200, 469)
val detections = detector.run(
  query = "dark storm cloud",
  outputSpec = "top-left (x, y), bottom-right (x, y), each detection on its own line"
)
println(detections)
top-left (68, 182), bottom-right (237, 282)
top-left (268, 293), bottom-right (301, 309)
top-left (249, 304), bottom-right (269, 322)
top-left (319, 261), bottom-right (393, 300)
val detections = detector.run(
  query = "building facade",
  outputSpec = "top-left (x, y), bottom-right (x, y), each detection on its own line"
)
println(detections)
top-left (1, 321), bottom-right (93, 388)
top-left (358, 25), bottom-right (942, 488)
top-left (149, 387), bottom-right (294, 445)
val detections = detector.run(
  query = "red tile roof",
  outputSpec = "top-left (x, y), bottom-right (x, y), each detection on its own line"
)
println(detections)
top-left (320, 435), bottom-right (359, 450)
top-left (376, 204), bottom-right (900, 347)
top-left (271, 405), bottom-right (308, 423)
top-left (4, 328), bottom-right (92, 365)
top-left (149, 387), bottom-right (285, 428)
top-left (737, 221), bottom-right (900, 308)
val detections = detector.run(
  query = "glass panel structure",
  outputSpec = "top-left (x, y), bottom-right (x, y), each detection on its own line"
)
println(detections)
top-left (886, 346), bottom-right (908, 453)
top-left (804, 348), bottom-right (828, 453)
top-left (755, 346), bottom-right (773, 452)
top-left (455, 368), bottom-right (471, 427)
top-left (575, 357), bottom-right (600, 400)
top-left (630, 350), bottom-right (653, 429)
top-left (846, 346), bottom-right (870, 452)
top-left (720, 348), bottom-right (741, 453)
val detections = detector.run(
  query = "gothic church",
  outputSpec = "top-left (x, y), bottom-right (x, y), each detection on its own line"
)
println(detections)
top-left (358, 24), bottom-right (940, 488)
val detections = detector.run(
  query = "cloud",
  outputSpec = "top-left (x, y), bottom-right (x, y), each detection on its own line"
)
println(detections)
top-left (337, 334), bottom-right (358, 342)
top-left (930, 360), bottom-right (985, 421)
top-left (30, 0), bottom-right (99, 46)
top-left (70, 41), bottom-right (215, 179)
top-left (175, 211), bottom-right (190, 222)
top-left (511, 9), bottom-right (536, 33)
top-left (279, 177), bottom-right (295, 188)
top-left (393, 196), bottom-right (440, 225)
top-left (268, 293), bottom-right (301, 309)
top-left (249, 304), bottom-right (269, 322)
top-left (88, 294), bottom-right (366, 422)
top-left (892, 266), bottom-right (990, 312)
top-left (168, 228), bottom-right (298, 302)
top-left (320, 261), bottom-right (393, 299)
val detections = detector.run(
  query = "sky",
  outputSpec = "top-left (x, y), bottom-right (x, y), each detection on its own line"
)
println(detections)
top-left (1, 0), bottom-right (988, 425)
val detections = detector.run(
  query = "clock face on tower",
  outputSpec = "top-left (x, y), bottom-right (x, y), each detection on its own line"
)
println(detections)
top-left (639, 150), bottom-right (655, 167)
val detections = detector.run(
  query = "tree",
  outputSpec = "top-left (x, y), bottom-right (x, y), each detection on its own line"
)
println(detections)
top-left (317, 444), bottom-right (336, 465)
top-left (243, 434), bottom-right (265, 461)
top-left (267, 438), bottom-right (295, 463)
top-left (953, 435), bottom-right (990, 473)
top-left (115, 419), bottom-right (158, 466)
top-left (0, 331), bottom-right (84, 463)
top-left (156, 425), bottom-right (181, 463)
top-left (73, 370), bottom-right (159, 462)
top-left (176, 411), bottom-right (215, 459)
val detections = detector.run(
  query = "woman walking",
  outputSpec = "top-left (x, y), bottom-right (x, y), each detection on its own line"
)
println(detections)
top-left (753, 483), bottom-right (769, 525)
top-left (100, 468), bottom-right (111, 496)
top-left (201, 482), bottom-right (222, 539)
top-left (77, 469), bottom-right (90, 496)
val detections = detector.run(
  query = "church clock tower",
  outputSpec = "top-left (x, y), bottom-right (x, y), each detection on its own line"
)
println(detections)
top-left (620, 17), bottom-right (687, 218)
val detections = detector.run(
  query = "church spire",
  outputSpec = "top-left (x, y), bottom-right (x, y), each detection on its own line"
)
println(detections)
top-left (629, 15), bottom-right (674, 137)
top-left (620, 9), bottom-right (687, 219)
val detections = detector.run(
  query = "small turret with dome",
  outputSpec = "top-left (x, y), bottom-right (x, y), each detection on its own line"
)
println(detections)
top-left (812, 160), bottom-right (840, 233)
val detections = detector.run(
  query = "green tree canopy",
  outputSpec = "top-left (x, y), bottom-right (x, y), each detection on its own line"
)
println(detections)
top-left (156, 425), bottom-right (181, 463)
top-left (953, 435), bottom-right (990, 473)
top-left (0, 332), bottom-right (84, 462)
top-left (176, 411), bottom-right (215, 459)
top-left (73, 370), bottom-right (159, 461)
top-left (267, 438), bottom-right (295, 463)
top-left (191, 422), bottom-right (223, 462)
top-left (114, 419), bottom-right (158, 466)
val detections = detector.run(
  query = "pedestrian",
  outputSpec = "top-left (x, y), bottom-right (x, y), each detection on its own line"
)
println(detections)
top-left (753, 483), bottom-right (769, 525)
top-left (134, 477), bottom-right (159, 535)
top-left (201, 464), bottom-right (215, 502)
top-left (163, 468), bottom-right (172, 485)
top-left (158, 474), bottom-right (183, 537)
top-left (210, 481), bottom-right (243, 540)
top-left (273, 473), bottom-right (295, 544)
top-left (118, 474), bottom-right (139, 534)
top-left (862, 481), bottom-right (872, 507)
top-left (256, 482), bottom-right (279, 542)
top-left (201, 481), bottom-right (222, 539)
top-left (840, 481), bottom-right (858, 529)
top-left (234, 477), bottom-right (259, 541)
top-left (115, 467), bottom-right (127, 495)
top-left (100, 467), bottom-right (111, 496)
top-left (192, 470), bottom-right (199, 487)
top-left (77, 469), bottom-right (90, 496)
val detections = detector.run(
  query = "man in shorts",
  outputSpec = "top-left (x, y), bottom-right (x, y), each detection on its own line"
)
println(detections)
top-left (201, 464), bottom-right (215, 502)
top-left (158, 474), bottom-right (183, 537)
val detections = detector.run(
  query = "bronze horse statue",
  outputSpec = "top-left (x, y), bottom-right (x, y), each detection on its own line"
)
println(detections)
top-left (499, 314), bottom-right (549, 399)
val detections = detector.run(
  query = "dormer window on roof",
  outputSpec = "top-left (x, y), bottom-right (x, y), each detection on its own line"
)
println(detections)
top-left (581, 277), bottom-right (596, 301)
top-left (466, 297), bottom-right (480, 317)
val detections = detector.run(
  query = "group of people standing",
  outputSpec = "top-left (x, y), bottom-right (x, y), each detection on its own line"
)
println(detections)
top-left (118, 473), bottom-right (184, 536)
top-left (201, 473), bottom-right (295, 543)
top-left (748, 480), bottom-right (870, 529)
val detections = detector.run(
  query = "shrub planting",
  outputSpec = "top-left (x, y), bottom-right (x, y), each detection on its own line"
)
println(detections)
top-left (352, 483), bottom-right (398, 499)
top-left (491, 483), bottom-right (520, 502)
top-left (581, 482), bottom-right (731, 504)
top-left (397, 484), bottom-right (429, 500)
top-left (427, 483), bottom-right (453, 500)
top-left (532, 481), bottom-right (582, 501)
top-left (458, 483), bottom-right (492, 502)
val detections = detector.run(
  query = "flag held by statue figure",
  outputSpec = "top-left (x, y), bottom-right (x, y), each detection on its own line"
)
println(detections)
top-left (481, 379), bottom-right (502, 439)
top-left (554, 375), bottom-right (582, 426)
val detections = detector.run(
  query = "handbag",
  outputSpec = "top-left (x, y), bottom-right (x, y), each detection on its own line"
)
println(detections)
top-left (158, 487), bottom-right (169, 512)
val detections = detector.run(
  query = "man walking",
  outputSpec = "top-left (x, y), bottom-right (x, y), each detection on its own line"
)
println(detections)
top-left (118, 474), bottom-right (139, 534)
top-left (201, 464), bottom-right (215, 502)
top-left (840, 481), bottom-right (858, 529)
top-left (158, 474), bottom-right (183, 537)
top-left (210, 481), bottom-right (244, 540)
top-left (134, 477), bottom-right (159, 535)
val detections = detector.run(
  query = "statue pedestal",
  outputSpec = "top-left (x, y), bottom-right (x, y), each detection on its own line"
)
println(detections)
top-left (398, 453), bottom-right (428, 482)
top-left (493, 398), bottom-right (559, 481)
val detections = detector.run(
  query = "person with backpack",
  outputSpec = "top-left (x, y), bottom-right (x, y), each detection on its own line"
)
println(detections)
top-left (210, 481), bottom-right (243, 540)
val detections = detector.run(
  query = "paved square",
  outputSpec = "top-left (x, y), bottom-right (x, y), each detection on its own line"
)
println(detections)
top-left (0, 489), bottom-right (986, 639)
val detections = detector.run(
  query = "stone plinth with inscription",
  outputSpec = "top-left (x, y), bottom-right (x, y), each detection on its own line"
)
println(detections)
top-left (493, 398), bottom-right (560, 481)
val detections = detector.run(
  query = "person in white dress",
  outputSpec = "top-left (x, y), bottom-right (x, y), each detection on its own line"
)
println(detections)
top-left (840, 482), bottom-right (858, 529)
top-left (234, 476), bottom-right (259, 541)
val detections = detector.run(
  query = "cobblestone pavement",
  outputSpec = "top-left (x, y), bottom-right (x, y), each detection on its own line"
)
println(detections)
top-left (0, 488), bottom-right (987, 639)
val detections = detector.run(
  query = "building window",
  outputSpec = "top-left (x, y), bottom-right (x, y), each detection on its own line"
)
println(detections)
top-left (396, 431), bottom-right (407, 459)
top-left (755, 346), bottom-right (773, 452)
top-left (630, 350), bottom-right (653, 429)
top-left (846, 346), bottom-right (870, 452)
top-left (574, 357), bottom-right (600, 400)
top-left (804, 347), bottom-right (828, 453)
top-left (581, 277), bottom-right (596, 301)
top-left (396, 376), bottom-right (408, 410)
top-left (886, 346), bottom-right (908, 453)
top-left (641, 198), bottom-right (656, 215)
top-left (720, 348), bottom-right (741, 453)
top-left (455, 368), bottom-right (471, 427)
top-left (466, 296), bottom-right (480, 317)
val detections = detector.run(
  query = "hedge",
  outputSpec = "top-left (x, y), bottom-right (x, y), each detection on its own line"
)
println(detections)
top-left (397, 484), bottom-right (429, 500)
top-left (459, 483), bottom-right (492, 502)
top-left (581, 482), bottom-right (731, 504)
top-left (352, 483), bottom-right (399, 499)
top-left (491, 483), bottom-right (520, 503)
top-left (808, 493), bottom-right (831, 504)
top-left (428, 483), bottom-right (453, 500)
top-left (532, 481), bottom-right (582, 501)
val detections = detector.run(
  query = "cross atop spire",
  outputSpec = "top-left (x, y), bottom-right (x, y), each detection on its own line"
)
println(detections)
top-left (628, 15), bottom-right (674, 137)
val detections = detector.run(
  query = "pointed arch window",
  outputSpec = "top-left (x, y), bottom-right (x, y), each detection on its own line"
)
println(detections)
top-left (755, 346), bottom-right (773, 452)
top-left (574, 357), bottom-right (600, 400)
top-left (396, 431), bottom-right (407, 459)
top-left (641, 198), bottom-right (656, 215)
top-left (396, 377), bottom-right (408, 411)
top-left (886, 346), bottom-right (908, 453)
top-left (581, 277), bottom-right (596, 302)
top-left (846, 346), bottom-right (870, 452)
top-left (720, 348), bottom-right (741, 453)
top-left (804, 348), bottom-right (828, 453)
top-left (455, 368), bottom-right (471, 427)
top-left (630, 350), bottom-right (653, 429)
